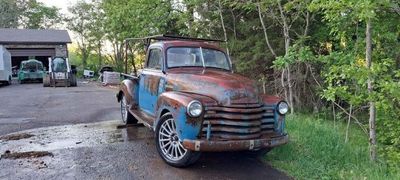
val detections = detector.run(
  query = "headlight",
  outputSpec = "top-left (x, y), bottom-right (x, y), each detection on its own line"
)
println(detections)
top-left (187, 100), bottom-right (203, 117)
top-left (277, 101), bottom-right (289, 115)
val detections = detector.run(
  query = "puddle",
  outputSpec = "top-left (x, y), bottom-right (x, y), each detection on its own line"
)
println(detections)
top-left (1, 150), bottom-right (53, 159)
top-left (0, 120), bottom-right (154, 154)
top-left (0, 133), bottom-right (34, 141)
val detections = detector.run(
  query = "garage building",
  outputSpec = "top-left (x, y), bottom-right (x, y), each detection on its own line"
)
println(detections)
top-left (0, 28), bottom-right (71, 70)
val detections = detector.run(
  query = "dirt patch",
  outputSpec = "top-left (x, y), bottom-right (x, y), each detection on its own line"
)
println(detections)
top-left (0, 133), bottom-right (34, 141)
top-left (1, 151), bottom-right (53, 159)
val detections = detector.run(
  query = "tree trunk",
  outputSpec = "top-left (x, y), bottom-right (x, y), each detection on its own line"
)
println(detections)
top-left (278, 0), bottom-right (294, 114)
top-left (98, 42), bottom-right (102, 66)
top-left (218, 0), bottom-right (230, 56)
top-left (257, 2), bottom-right (277, 58)
top-left (345, 104), bottom-right (353, 143)
top-left (366, 19), bottom-right (376, 161)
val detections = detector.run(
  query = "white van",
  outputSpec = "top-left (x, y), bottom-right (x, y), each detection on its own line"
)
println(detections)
top-left (0, 45), bottom-right (12, 85)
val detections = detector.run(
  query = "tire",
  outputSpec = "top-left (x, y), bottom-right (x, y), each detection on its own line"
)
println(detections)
top-left (6, 76), bottom-right (11, 85)
top-left (70, 74), bottom-right (77, 87)
top-left (120, 94), bottom-right (137, 124)
top-left (155, 112), bottom-right (201, 167)
top-left (43, 75), bottom-right (50, 87)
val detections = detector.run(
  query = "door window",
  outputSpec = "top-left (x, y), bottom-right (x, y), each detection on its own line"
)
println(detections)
top-left (147, 49), bottom-right (162, 70)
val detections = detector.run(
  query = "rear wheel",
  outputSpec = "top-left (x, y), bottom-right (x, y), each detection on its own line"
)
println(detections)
top-left (70, 74), bottom-right (77, 87)
top-left (120, 94), bottom-right (137, 124)
top-left (155, 113), bottom-right (201, 167)
top-left (7, 76), bottom-right (11, 85)
top-left (43, 75), bottom-right (50, 87)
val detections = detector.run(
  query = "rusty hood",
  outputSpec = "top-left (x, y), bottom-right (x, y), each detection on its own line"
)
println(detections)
top-left (165, 68), bottom-right (261, 106)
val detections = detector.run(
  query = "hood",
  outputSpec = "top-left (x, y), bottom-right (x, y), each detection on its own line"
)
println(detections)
top-left (166, 68), bottom-right (261, 106)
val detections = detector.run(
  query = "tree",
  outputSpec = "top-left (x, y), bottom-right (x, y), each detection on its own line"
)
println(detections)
top-left (19, 0), bottom-right (61, 29)
top-left (67, 1), bottom-right (100, 69)
top-left (0, 0), bottom-right (19, 28)
top-left (0, 0), bottom-right (61, 29)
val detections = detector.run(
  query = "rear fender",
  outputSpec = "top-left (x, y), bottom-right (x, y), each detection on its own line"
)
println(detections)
top-left (155, 92), bottom-right (216, 141)
top-left (117, 79), bottom-right (138, 107)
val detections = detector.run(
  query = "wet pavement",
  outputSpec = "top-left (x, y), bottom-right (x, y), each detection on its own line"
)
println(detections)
top-left (0, 120), bottom-right (290, 180)
top-left (0, 81), bottom-right (120, 136)
top-left (0, 80), bottom-right (290, 179)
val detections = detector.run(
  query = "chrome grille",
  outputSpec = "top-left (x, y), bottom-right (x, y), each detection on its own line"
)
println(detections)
top-left (202, 104), bottom-right (276, 140)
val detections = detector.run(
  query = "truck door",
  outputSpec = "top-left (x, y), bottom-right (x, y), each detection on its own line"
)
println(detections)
top-left (138, 47), bottom-right (164, 116)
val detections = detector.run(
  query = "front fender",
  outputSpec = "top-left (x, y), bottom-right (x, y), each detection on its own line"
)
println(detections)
top-left (261, 94), bottom-right (286, 134)
top-left (155, 91), bottom-right (217, 141)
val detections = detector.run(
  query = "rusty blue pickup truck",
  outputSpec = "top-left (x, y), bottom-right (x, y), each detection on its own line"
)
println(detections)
top-left (117, 35), bottom-right (289, 167)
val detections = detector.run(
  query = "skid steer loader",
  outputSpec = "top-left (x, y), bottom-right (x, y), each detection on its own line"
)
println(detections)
top-left (43, 57), bottom-right (77, 87)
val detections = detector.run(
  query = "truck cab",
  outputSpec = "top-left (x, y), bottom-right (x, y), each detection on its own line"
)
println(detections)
top-left (117, 35), bottom-right (289, 167)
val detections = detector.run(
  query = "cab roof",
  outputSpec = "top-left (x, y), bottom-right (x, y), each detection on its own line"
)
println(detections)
top-left (125, 34), bottom-right (226, 52)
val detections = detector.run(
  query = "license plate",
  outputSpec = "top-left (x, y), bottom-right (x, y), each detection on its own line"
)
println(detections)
top-left (55, 73), bottom-right (66, 79)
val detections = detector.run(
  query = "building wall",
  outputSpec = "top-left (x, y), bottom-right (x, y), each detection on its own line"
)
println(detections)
top-left (3, 44), bottom-right (68, 57)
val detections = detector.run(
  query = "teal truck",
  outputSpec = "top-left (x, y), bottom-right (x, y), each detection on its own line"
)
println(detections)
top-left (18, 59), bottom-right (44, 83)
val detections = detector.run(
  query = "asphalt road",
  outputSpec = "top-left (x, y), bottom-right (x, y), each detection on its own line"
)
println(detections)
top-left (0, 81), bottom-right (120, 136)
top-left (0, 81), bottom-right (290, 180)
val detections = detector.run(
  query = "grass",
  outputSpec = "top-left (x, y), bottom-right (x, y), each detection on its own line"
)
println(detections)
top-left (265, 114), bottom-right (400, 180)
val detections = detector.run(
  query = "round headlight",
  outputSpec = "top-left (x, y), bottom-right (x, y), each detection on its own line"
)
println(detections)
top-left (187, 100), bottom-right (203, 117)
top-left (277, 101), bottom-right (289, 115)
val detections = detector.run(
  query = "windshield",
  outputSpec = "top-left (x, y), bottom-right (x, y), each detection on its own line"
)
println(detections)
top-left (167, 47), bottom-right (231, 70)
top-left (22, 61), bottom-right (43, 71)
top-left (52, 57), bottom-right (67, 72)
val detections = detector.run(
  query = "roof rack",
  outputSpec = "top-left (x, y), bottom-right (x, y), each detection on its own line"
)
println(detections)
top-left (124, 34), bottom-right (225, 48)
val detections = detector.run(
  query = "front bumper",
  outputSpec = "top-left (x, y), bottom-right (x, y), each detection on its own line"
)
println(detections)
top-left (182, 134), bottom-right (288, 152)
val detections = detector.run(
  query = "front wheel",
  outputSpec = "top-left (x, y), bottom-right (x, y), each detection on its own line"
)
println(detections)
top-left (155, 113), bottom-right (201, 167)
top-left (120, 94), bottom-right (137, 124)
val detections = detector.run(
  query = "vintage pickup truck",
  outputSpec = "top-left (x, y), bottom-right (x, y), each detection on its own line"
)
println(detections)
top-left (117, 35), bottom-right (289, 167)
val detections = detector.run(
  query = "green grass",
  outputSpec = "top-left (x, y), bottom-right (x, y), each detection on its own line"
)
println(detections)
top-left (265, 114), bottom-right (400, 180)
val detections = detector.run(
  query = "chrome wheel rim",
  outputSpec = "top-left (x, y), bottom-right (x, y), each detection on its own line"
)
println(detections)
top-left (120, 96), bottom-right (128, 123)
top-left (159, 118), bottom-right (187, 161)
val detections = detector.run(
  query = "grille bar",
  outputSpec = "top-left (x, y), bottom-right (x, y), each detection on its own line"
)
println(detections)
top-left (202, 104), bottom-right (276, 140)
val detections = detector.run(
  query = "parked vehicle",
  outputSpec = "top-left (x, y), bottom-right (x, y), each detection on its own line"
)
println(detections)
top-left (0, 45), bottom-right (12, 85)
top-left (98, 65), bottom-right (113, 82)
top-left (83, 69), bottom-right (94, 78)
top-left (18, 59), bottom-right (44, 83)
top-left (116, 35), bottom-right (289, 167)
top-left (43, 57), bottom-right (77, 87)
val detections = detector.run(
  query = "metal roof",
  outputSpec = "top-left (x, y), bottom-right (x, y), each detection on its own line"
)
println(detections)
top-left (0, 28), bottom-right (71, 44)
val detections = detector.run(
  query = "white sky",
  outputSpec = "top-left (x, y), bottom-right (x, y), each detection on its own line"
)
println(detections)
top-left (37, 0), bottom-right (78, 15)
top-left (37, 0), bottom-right (80, 48)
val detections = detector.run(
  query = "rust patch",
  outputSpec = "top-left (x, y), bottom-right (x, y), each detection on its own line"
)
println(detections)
top-left (144, 76), bottom-right (161, 95)
top-left (186, 115), bottom-right (202, 127)
top-left (1, 151), bottom-right (53, 159)
top-left (0, 133), bottom-right (34, 141)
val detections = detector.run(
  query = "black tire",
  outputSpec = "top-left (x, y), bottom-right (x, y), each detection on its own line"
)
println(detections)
top-left (120, 94), bottom-right (137, 124)
top-left (6, 76), bottom-right (11, 85)
top-left (155, 113), bottom-right (201, 167)
top-left (43, 75), bottom-right (50, 87)
top-left (70, 74), bottom-right (77, 87)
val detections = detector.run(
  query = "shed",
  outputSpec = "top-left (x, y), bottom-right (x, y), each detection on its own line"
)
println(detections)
top-left (0, 28), bottom-right (71, 70)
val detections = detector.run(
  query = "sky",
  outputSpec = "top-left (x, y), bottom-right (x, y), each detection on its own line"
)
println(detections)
top-left (37, 0), bottom-right (78, 15)
top-left (37, 0), bottom-right (80, 47)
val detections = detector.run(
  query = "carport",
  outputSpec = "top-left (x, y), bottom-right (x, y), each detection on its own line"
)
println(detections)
top-left (0, 28), bottom-right (71, 70)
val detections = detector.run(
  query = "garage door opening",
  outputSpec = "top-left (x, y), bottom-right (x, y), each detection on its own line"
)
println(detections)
top-left (11, 56), bottom-right (50, 70)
